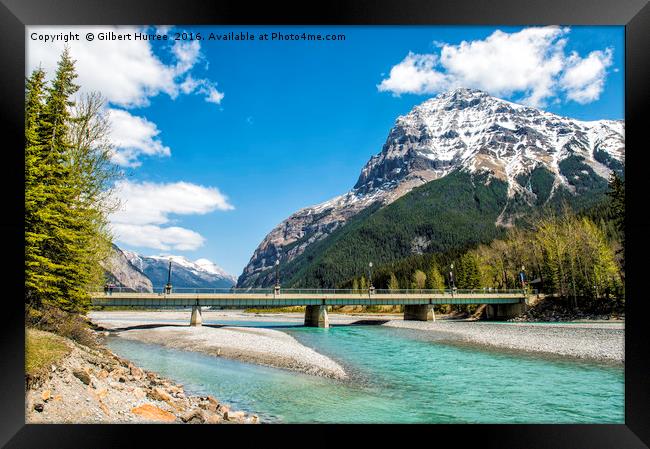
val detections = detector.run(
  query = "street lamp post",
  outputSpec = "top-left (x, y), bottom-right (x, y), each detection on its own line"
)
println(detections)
top-left (274, 259), bottom-right (281, 295)
top-left (368, 262), bottom-right (374, 294)
top-left (165, 259), bottom-right (173, 294)
top-left (449, 263), bottom-right (456, 291)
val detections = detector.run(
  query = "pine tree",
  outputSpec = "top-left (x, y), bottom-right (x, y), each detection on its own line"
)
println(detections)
top-left (38, 48), bottom-right (89, 312)
top-left (606, 172), bottom-right (624, 276)
top-left (26, 48), bottom-right (117, 314)
top-left (425, 265), bottom-right (445, 290)
top-left (388, 273), bottom-right (400, 291)
top-left (25, 67), bottom-right (55, 310)
top-left (457, 253), bottom-right (480, 289)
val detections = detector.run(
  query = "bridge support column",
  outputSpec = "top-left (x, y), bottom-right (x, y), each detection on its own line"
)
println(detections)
top-left (485, 301), bottom-right (527, 320)
top-left (304, 305), bottom-right (329, 328)
top-left (404, 305), bottom-right (434, 321)
top-left (190, 305), bottom-right (203, 326)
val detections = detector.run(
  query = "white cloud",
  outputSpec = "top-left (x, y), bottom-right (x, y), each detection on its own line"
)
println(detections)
top-left (172, 40), bottom-right (202, 74)
top-left (560, 48), bottom-right (613, 104)
top-left (110, 180), bottom-right (234, 251)
top-left (27, 26), bottom-right (225, 168)
top-left (27, 26), bottom-right (223, 108)
top-left (107, 109), bottom-right (170, 167)
top-left (377, 52), bottom-right (448, 96)
top-left (111, 224), bottom-right (206, 251)
top-left (202, 83), bottom-right (225, 104)
top-left (179, 75), bottom-right (224, 105)
top-left (378, 26), bottom-right (614, 107)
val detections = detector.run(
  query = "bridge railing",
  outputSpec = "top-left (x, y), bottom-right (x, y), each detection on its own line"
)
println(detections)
top-left (91, 286), bottom-right (533, 295)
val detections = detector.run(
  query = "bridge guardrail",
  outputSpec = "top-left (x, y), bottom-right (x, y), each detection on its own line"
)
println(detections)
top-left (91, 286), bottom-right (535, 295)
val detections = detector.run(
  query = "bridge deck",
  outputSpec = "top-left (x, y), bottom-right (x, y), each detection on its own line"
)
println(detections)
top-left (90, 290), bottom-right (528, 308)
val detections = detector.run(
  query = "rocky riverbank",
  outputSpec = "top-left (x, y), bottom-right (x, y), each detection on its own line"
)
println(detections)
top-left (25, 329), bottom-right (258, 424)
top-left (384, 320), bottom-right (624, 363)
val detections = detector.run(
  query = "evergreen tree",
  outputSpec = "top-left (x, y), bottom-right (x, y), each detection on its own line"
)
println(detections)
top-left (25, 67), bottom-right (54, 310)
top-left (25, 48), bottom-right (118, 315)
top-left (606, 172), bottom-right (624, 276)
top-left (37, 48), bottom-right (89, 312)
top-left (456, 253), bottom-right (481, 289)
top-left (388, 273), bottom-right (400, 291)
top-left (425, 265), bottom-right (445, 290)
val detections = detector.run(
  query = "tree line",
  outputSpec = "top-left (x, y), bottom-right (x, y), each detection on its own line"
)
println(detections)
top-left (344, 174), bottom-right (624, 310)
top-left (26, 49), bottom-right (118, 316)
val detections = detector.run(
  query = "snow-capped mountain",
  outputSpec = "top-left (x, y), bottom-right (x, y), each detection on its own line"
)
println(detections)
top-left (237, 87), bottom-right (624, 287)
top-left (123, 251), bottom-right (237, 289)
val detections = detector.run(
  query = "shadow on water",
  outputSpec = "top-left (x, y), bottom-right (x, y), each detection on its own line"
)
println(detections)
top-left (100, 318), bottom-right (392, 332)
top-left (97, 323), bottom-right (188, 332)
top-left (212, 320), bottom-right (391, 330)
top-left (347, 319), bottom-right (390, 326)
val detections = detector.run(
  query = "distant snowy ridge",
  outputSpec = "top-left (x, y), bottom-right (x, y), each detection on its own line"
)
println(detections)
top-left (122, 251), bottom-right (237, 289)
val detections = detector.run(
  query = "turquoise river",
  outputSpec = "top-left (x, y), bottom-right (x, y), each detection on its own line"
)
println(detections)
top-left (106, 318), bottom-right (624, 424)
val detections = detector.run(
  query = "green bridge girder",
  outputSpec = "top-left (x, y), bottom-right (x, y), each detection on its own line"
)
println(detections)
top-left (90, 290), bottom-right (530, 308)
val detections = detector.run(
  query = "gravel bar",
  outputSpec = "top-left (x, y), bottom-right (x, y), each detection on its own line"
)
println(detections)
top-left (90, 312), bottom-right (346, 379)
top-left (384, 320), bottom-right (624, 363)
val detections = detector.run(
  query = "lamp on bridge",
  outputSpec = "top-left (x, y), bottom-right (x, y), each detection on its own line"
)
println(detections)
top-left (165, 258), bottom-right (173, 295)
top-left (449, 263), bottom-right (456, 291)
top-left (368, 262), bottom-right (375, 294)
top-left (274, 259), bottom-right (281, 296)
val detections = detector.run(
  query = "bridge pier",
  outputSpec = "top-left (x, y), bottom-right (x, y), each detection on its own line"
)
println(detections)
top-left (304, 305), bottom-right (329, 328)
top-left (485, 301), bottom-right (527, 320)
top-left (190, 305), bottom-right (203, 326)
top-left (403, 305), bottom-right (434, 321)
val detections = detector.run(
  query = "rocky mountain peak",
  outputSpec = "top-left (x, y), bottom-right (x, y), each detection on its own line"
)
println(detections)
top-left (237, 88), bottom-right (624, 287)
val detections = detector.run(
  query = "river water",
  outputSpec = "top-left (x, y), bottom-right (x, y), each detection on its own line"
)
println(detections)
top-left (106, 318), bottom-right (624, 424)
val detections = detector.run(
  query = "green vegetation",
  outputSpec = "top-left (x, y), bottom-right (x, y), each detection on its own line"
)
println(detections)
top-left (25, 328), bottom-right (71, 379)
top-left (280, 170), bottom-right (509, 288)
top-left (26, 305), bottom-right (98, 347)
top-left (558, 155), bottom-right (609, 195)
top-left (25, 49), bottom-right (118, 316)
top-left (278, 152), bottom-right (622, 308)
top-left (516, 166), bottom-right (555, 205)
top-left (330, 173), bottom-right (624, 315)
top-left (425, 266), bottom-right (445, 290)
top-left (594, 149), bottom-right (625, 175)
top-left (411, 270), bottom-right (427, 289)
top-left (601, 172), bottom-right (625, 270)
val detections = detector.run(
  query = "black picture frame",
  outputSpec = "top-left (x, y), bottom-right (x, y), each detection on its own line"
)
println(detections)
top-left (1, 0), bottom-right (648, 447)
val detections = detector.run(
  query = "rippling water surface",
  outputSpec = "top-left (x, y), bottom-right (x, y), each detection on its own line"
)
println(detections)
top-left (106, 318), bottom-right (624, 423)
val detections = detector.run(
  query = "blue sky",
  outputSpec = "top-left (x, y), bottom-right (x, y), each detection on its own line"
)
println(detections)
top-left (27, 25), bottom-right (624, 276)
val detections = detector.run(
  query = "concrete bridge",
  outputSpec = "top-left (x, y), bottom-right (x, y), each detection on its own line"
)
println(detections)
top-left (90, 287), bottom-right (531, 327)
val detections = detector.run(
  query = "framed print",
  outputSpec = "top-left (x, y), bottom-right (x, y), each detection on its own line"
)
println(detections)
top-left (1, 0), bottom-right (649, 447)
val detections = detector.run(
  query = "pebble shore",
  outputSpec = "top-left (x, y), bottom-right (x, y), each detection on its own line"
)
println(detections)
top-left (384, 320), bottom-right (624, 363)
